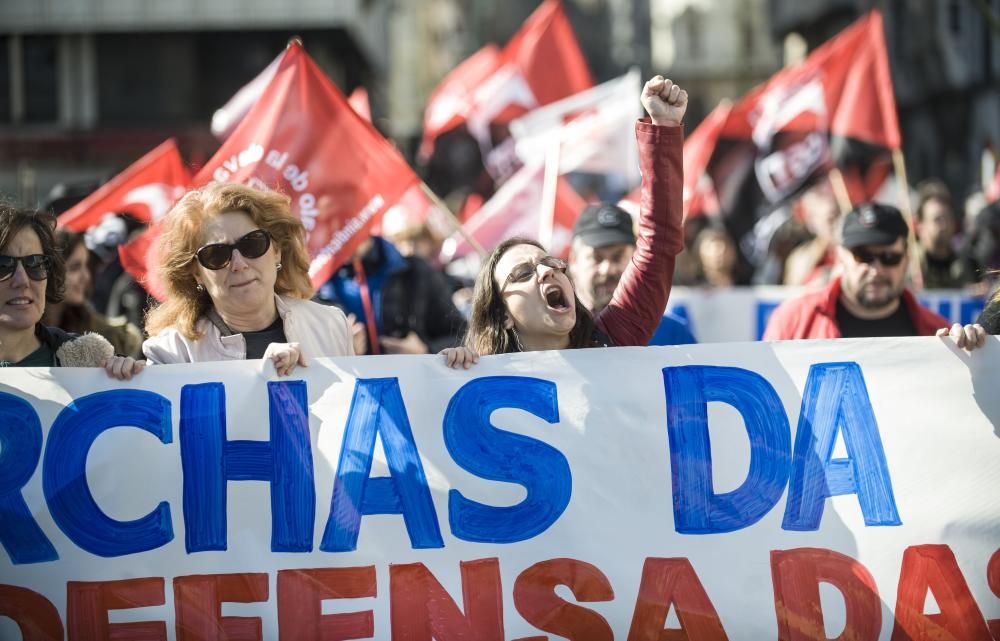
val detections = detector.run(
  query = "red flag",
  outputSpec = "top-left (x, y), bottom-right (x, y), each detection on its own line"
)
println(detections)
top-left (123, 41), bottom-right (420, 296)
top-left (705, 10), bottom-right (900, 247)
top-left (421, 0), bottom-right (592, 157)
top-left (194, 40), bottom-right (420, 286)
top-left (57, 139), bottom-right (191, 232)
top-left (442, 163), bottom-right (585, 261)
top-left (420, 44), bottom-right (502, 157)
top-left (118, 219), bottom-right (167, 301)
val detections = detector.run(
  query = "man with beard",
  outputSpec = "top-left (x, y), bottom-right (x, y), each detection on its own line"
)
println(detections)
top-left (764, 203), bottom-right (948, 340)
top-left (569, 203), bottom-right (696, 345)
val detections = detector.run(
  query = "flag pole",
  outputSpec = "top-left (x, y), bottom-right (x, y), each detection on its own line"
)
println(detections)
top-left (828, 167), bottom-right (853, 215)
top-left (891, 147), bottom-right (924, 289)
top-left (539, 131), bottom-right (561, 250)
top-left (418, 182), bottom-right (487, 257)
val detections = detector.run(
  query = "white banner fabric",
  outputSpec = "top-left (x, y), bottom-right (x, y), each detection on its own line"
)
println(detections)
top-left (1, 339), bottom-right (998, 639)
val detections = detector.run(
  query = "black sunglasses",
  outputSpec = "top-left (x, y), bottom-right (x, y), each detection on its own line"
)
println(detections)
top-left (0, 254), bottom-right (50, 282)
top-left (850, 248), bottom-right (905, 267)
top-left (195, 229), bottom-right (271, 270)
top-left (503, 256), bottom-right (568, 290)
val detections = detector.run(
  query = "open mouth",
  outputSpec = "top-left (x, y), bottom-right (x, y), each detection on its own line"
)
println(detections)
top-left (542, 286), bottom-right (571, 312)
top-left (6, 297), bottom-right (32, 306)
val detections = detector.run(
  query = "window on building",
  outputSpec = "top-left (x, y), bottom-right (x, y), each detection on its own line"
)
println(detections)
top-left (743, 19), bottom-right (755, 57)
top-left (23, 35), bottom-right (58, 123)
top-left (0, 37), bottom-right (9, 123)
top-left (689, 12), bottom-right (703, 58)
top-left (948, 0), bottom-right (962, 35)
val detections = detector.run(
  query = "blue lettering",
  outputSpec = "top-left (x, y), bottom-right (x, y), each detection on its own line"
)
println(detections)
top-left (321, 378), bottom-right (442, 552)
top-left (663, 366), bottom-right (791, 534)
top-left (444, 376), bottom-right (571, 543)
top-left (0, 393), bottom-right (58, 564)
top-left (42, 390), bottom-right (173, 557)
top-left (180, 381), bottom-right (315, 553)
top-left (783, 362), bottom-right (901, 530)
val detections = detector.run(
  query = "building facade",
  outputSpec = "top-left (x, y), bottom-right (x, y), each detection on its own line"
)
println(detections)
top-left (0, 0), bottom-right (385, 205)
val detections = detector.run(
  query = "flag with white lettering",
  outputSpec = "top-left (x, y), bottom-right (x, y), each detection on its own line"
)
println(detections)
top-left (420, 0), bottom-right (592, 160)
top-left (706, 10), bottom-right (900, 249)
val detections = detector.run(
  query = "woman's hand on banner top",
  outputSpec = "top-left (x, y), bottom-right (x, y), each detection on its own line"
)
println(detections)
top-left (642, 76), bottom-right (688, 127)
top-left (263, 342), bottom-right (307, 376)
top-left (102, 355), bottom-right (146, 381)
top-left (936, 322), bottom-right (987, 351)
top-left (440, 346), bottom-right (480, 369)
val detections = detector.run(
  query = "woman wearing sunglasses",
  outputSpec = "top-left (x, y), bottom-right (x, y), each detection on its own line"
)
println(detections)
top-left (443, 76), bottom-right (687, 368)
top-left (0, 204), bottom-right (134, 376)
top-left (143, 183), bottom-right (353, 372)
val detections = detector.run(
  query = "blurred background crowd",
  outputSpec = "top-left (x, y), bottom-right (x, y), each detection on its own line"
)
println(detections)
top-left (0, 0), bottom-right (998, 350)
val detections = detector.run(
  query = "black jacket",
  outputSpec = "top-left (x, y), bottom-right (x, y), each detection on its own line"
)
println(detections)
top-left (317, 239), bottom-right (465, 355)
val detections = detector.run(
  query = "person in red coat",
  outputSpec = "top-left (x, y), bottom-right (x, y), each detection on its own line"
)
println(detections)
top-left (764, 203), bottom-right (948, 340)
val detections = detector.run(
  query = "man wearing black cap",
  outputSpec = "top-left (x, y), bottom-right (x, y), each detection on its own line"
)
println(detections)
top-left (764, 203), bottom-right (948, 340)
top-left (569, 203), bottom-right (696, 344)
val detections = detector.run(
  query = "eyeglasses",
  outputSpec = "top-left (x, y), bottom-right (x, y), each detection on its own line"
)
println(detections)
top-left (195, 229), bottom-right (271, 270)
top-left (850, 248), bottom-right (905, 267)
top-left (0, 254), bottom-right (49, 282)
top-left (502, 256), bottom-right (568, 290)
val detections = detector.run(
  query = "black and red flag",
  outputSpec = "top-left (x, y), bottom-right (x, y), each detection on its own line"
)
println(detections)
top-left (704, 10), bottom-right (900, 245)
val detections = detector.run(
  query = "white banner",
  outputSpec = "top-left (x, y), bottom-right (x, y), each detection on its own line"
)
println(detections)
top-left (667, 286), bottom-right (986, 343)
top-left (1, 340), bottom-right (999, 639)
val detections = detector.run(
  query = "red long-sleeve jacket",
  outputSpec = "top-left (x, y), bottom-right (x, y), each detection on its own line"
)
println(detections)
top-left (763, 277), bottom-right (948, 340)
top-left (595, 120), bottom-right (684, 346)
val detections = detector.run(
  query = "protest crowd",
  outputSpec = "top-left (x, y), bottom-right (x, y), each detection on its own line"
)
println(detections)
top-left (2, 1), bottom-right (1000, 638)
top-left (1, 5), bottom-right (998, 373)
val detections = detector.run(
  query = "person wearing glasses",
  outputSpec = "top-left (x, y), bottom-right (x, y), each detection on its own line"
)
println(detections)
top-left (764, 203), bottom-right (949, 340)
top-left (0, 204), bottom-right (135, 376)
top-left (142, 183), bottom-right (353, 373)
top-left (442, 75), bottom-right (687, 368)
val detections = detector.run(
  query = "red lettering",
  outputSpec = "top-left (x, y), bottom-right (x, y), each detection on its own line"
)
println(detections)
top-left (627, 557), bottom-right (728, 641)
top-left (0, 585), bottom-right (63, 641)
top-left (67, 577), bottom-right (166, 641)
top-left (174, 573), bottom-right (268, 641)
top-left (891, 544), bottom-right (992, 641)
top-left (771, 548), bottom-right (879, 641)
top-left (987, 548), bottom-right (1000, 639)
top-left (390, 557), bottom-right (503, 641)
top-left (512, 558), bottom-right (614, 641)
top-left (277, 566), bottom-right (376, 640)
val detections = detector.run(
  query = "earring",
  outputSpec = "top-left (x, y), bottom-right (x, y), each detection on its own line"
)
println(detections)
top-left (276, 262), bottom-right (282, 271)
top-left (195, 283), bottom-right (204, 292)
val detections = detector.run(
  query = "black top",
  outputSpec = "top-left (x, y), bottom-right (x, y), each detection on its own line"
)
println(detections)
top-left (242, 317), bottom-right (288, 360)
top-left (835, 300), bottom-right (917, 338)
top-left (978, 298), bottom-right (1000, 335)
top-left (0, 342), bottom-right (56, 367)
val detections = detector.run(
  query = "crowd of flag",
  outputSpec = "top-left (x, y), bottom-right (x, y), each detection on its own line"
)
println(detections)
top-left (55, 0), bottom-right (1000, 299)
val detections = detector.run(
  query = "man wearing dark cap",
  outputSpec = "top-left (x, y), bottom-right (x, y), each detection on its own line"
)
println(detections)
top-left (569, 203), bottom-right (696, 345)
top-left (764, 203), bottom-right (948, 340)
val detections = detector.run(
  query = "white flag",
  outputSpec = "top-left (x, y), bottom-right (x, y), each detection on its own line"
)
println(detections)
top-left (509, 68), bottom-right (641, 183)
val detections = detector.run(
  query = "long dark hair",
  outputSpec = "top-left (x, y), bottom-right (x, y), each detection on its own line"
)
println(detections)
top-left (465, 237), bottom-right (596, 355)
top-left (0, 203), bottom-right (65, 304)
top-left (44, 229), bottom-right (93, 333)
